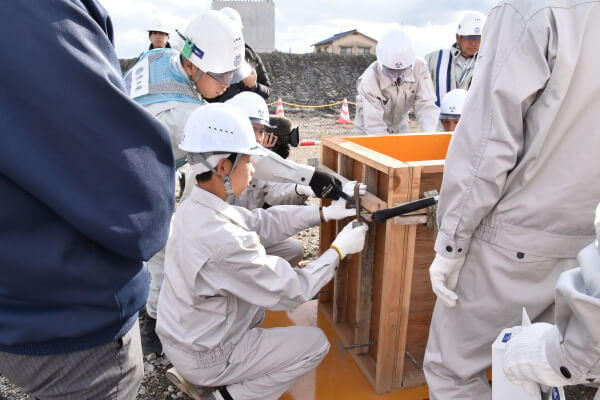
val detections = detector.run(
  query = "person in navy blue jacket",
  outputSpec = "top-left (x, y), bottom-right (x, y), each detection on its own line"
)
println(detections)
top-left (0, 1), bottom-right (175, 399)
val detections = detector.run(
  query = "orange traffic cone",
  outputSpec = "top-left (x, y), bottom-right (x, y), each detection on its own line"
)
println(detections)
top-left (275, 97), bottom-right (284, 116)
top-left (336, 98), bottom-right (352, 124)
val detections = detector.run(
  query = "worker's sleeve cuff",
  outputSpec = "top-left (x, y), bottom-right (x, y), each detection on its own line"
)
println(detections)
top-left (434, 230), bottom-right (471, 258)
top-left (544, 325), bottom-right (585, 385)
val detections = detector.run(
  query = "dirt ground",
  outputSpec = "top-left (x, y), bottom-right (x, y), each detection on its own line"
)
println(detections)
top-left (1, 110), bottom-right (596, 400)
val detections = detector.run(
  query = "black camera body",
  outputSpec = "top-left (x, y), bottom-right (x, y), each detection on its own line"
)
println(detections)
top-left (266, 115), bottom-right (300, 159)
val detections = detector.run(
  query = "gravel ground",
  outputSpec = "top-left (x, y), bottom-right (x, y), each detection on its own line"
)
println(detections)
top-left (1, 110), bottom-right (596, 399)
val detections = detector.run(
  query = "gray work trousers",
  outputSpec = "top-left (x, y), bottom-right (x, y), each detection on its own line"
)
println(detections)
top-left (164, 325), bottom-right (329, 400)
top-left (0, 321), bottom-right (143, 400)
top-left (424, 238), bottom-right (578, 400)
top-left (146, 237), bottom-right (304, 318)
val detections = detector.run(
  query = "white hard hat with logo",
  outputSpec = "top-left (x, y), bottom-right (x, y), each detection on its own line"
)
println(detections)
top-left (175, 10), bottom-right (244, 74)
top-left (376, 29), bottom-right (416, 71)
top-left (180, 103), bottom-right (268, 195)
top-left (220, 7), bottom-right (243, 29)
top-left (148, 19), bottom-right (169, 35)
top-left (457, 11), bottom-right (486, 36)
top-left (226, 92), bottom-right (275, 128)
top-left (440, 89), bottom-right (468, 120)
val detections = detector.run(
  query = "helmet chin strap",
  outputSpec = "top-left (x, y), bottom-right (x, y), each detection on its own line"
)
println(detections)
top-left (196, 153), bottom-right (242, 196)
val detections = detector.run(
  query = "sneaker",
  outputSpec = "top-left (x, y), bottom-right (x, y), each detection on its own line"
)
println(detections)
top-left (140, 316), bottom-right (162, 356)
top-left (166, 368), bottom-right (214, 400)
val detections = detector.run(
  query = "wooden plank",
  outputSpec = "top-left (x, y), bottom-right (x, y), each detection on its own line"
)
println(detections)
top-left (353, 164), bottom-right (377, 355)
top-left (333, 154), bottom-right (353, 323)
top-left (318, 145), bottom-right (338, 303)
top-left (321, 136), bottom-right (406, 174)
top-left (393, 165), bottom-right (422, 387)
top-left (374, 167), bottom-right (412, 393)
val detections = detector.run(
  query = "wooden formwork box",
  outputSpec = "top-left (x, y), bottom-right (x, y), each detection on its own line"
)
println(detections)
top-left (318, 133), bottom-right (452, 395)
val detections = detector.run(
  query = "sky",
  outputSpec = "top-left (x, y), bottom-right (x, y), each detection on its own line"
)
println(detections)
top-left (100, 0), bottom-right (498, 59)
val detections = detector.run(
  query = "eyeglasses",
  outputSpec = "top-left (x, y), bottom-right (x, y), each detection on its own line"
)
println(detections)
top-left (461, 35), bottom-right (481, 41)
top-left (206, 70), bottom-right (235, 85)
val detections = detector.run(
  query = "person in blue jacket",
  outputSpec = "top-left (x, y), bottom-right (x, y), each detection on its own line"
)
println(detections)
top-left (0, 1), bottom-right (175, 399)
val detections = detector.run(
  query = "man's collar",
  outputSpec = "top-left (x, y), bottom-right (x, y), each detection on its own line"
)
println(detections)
top-left (451, 42), bottom-right (477, 59)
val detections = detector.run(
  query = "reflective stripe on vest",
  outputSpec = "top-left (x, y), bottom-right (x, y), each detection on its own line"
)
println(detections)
top-left (435, 49), bottom-right (452, 107)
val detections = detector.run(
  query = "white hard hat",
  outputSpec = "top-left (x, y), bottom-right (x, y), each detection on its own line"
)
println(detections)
top-left (376, 29), bottom-right (416, 70)
top-left (220, 7), bottom-right (243, 29)
top-left (440, 89), bottom-right (468, 120)
top-left (179, 103), bottom-right (268, 156)
top-left (226, 92), bottom-right (275, 128)
top-left (457, 11), bottom-right (486, 36)
top-left (176, 11), bottom-right (244, 73)
top-left (148, 19), bottom-right (169, 35)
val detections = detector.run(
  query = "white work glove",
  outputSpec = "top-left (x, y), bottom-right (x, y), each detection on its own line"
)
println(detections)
top-left (330, 220), bottom-right (368, 260)
top-left (322, 199), bottom-right (355, 221)
top-left (504, 323), bottom-right (571, 394)
top-left (295, 184), bottom-right (315, 198)
top-left (342, 180), bottom-right (367, 198)
top-left (429, 254), bottom-right (466, 307)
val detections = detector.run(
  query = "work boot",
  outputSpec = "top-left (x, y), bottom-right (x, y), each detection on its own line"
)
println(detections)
top-left (140, 316), bottom-right (162, 356)
top-left (166, 368), bottom-right (216, 400)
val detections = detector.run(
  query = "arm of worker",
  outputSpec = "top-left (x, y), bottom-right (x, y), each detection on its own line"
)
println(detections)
top-left (208, 220), bottom-right (366, 311)
top-left (503, 238), bottom-right (600, 388)
top-left (252, 148), bottom-right (345, 199)
top-left (356, 85), bottom-right (389, 135)
top-left (146, 101), bottom-right (202, 163)
top-left (0, 2), bottom-right (175, 261)
top-left (544, 207), bottom-right (600, 385)
top-left (238, 198), bottom-right (355, 248)
top-left (433, 5), bottom-right (552, 259)
top-left (413, 60), bottom-right (440, 132)
top-left (263, 182), bottom-right (310, 206)
top-left (249, 49), bottom-right (272, 99)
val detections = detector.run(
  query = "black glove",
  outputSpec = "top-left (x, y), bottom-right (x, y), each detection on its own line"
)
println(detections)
top-left (309, 167), bottom-right (344, 199)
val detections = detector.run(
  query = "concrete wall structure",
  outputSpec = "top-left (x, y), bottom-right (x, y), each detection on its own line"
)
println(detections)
top-left (212, 0), bottom-right (275, 52)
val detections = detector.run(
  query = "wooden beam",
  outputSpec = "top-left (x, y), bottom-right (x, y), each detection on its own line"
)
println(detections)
top-left (393, 165), bottom-right (422, 387)
top-left (333, 154), bottom-right (353, 323)
top-left (353, 164), bottom-right (377, 355)
top-left (374, 167), bottom-right (411, 393)
top-left (318, 146), bottom-right (338, 303)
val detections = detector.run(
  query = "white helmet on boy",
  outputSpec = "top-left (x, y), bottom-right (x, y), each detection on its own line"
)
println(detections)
top-left (440, 89), bottom-right (468, 120)
top-left (180, 103), bottom-right (267, 156)
top-left (226, 92), bottom-right (275, 128)
top-left (457, 11), bottom-right (486, 37)
top-left (376, 29), bottom-right (416, 70)
top-left (176, 11), bottom-right (244, 74)
top-left (180, 103), bottom-right (268, 195)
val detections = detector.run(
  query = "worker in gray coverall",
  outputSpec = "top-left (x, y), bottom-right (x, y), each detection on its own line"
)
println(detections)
top-left (504, 202), bottom-right (600, 398)
top-left (354, 28), bottom-right (439, 135)
top-left (423, 1), bottom-right (600, 399)
top-left (157, 103), bottom-right (368, 400)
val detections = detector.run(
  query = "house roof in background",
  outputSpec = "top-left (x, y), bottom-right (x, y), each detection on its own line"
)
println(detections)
top-left (312, 29), bottom-right (376, 46)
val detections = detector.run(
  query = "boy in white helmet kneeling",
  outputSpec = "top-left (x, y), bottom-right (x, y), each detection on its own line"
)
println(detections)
top-left (156, 103), bottom-right (368, 400)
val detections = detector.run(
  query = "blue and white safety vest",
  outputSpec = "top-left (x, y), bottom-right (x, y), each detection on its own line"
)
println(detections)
top-left (123, 49), bottom-right (204, 107)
